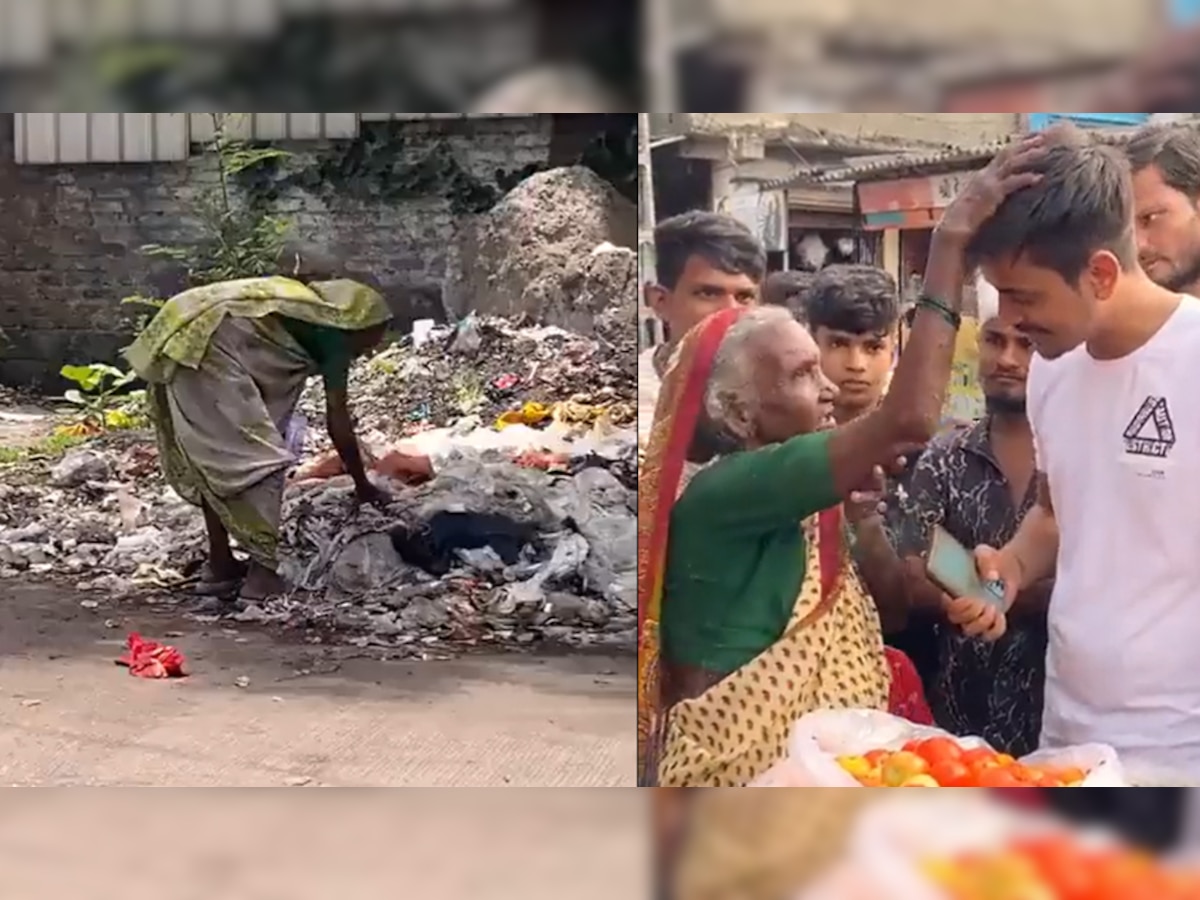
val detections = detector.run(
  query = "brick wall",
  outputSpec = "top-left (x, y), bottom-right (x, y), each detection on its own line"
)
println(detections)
top-left (0, 115), bottom-right (554, 389)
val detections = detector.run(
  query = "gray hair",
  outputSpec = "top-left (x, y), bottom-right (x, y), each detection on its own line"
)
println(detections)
top-left (690, 306), bottom-right (797, 459)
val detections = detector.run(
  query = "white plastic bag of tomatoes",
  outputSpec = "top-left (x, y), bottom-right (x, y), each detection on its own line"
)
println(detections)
top-left (801, 793), bottom-right (1200, 900)
top-left (748, 709), bottom-right (1129, 787)
top-left (797, 793), bottom-right (1132, 900)
top-left (798, 793), bottom-right (1029, 900)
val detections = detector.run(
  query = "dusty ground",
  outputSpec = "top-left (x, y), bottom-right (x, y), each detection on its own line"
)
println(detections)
top-left (0, 403), bottom-right (55, 450)
top-left (0, 581), bottom-right (634, 786)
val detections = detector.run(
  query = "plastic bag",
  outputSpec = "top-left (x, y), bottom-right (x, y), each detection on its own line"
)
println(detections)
top-left (749, 709), bottom-right (1129, 787)
top-left (797, 794), bottom-right (1073, 900)
top-left (285, 412), bottom-right (308, 456)
top-left (1019, 743), bottom-right (1129, 787)
top-left (800, 793), bottom-right (1200, 900)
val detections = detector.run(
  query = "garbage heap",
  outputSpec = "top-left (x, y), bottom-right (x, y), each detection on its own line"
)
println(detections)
top-left (296, 314), bottom-right (635, 450)
top-left (0, 164), bottom-right (638, 653)
top-left (0, 315), bottom-right (637, 653)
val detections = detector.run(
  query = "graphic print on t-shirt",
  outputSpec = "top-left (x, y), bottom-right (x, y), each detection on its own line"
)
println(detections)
top-left (1123, 395), bottom-right (1177, 459)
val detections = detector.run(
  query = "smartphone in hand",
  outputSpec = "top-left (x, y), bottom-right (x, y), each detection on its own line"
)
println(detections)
top-left (926, 525), bottom-right (1007, 608)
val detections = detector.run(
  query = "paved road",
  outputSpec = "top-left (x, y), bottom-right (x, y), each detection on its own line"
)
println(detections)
top-left (0, 583), bottom-right (635, 786)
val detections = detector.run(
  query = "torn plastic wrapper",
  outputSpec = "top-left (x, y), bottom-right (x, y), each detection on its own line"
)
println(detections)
top-left (117, 632), bottom-right (187, 679)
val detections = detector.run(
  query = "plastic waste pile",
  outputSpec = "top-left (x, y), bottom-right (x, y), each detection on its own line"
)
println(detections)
top-left (296, 313), bottom-right (635, 450)
top-left (0, 317), bottom-right (637, 654)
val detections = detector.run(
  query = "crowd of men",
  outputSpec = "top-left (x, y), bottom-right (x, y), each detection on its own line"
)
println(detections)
top-left (639, 121), bottom-right (1200, 809)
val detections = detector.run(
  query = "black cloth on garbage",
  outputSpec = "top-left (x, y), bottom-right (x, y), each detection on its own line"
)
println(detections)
top-left (390, 511), bottom-right (537, 575)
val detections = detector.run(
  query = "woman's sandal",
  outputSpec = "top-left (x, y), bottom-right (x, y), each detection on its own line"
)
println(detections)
top-left (192, 560), bottom-right (249, 599)
top-left (237, 571), bottom-right (290, 606)
top-left (237, 585), bottom-right (289, 604)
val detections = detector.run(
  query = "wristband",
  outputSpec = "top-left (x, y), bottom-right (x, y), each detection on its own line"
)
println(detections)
top-left (915, 295), bottom-right (962, 331)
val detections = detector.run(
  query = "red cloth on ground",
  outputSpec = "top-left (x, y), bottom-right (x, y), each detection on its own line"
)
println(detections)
top-left (884, 646), bottom-right (934, 725)
top-left (117, 633), bottom-right (187, 679)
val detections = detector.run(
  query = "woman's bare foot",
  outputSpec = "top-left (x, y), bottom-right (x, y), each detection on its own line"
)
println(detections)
top-left (240, 564), bottom-right (288, 601)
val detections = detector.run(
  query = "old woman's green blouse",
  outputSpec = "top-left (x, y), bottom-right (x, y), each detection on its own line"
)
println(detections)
top-left (660, 431), bottom-right (842, 674)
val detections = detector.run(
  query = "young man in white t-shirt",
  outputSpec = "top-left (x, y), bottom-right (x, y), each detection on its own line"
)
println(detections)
top-left (638, 212), bottom-right (765, 450)
top-left (944, 125), bottom-right (1200, 781)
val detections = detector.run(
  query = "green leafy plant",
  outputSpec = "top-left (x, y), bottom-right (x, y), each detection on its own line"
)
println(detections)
top-left (121, 113), bottom-right (293, 322)
top-left (59, 364), bottom-right (146, 433)
top-left (61, 115), bottom-right (293, 433)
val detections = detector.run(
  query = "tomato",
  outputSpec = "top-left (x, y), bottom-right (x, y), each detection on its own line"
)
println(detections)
top-left (1021, 837), bottom-right (1096, 900)
top-left (1061, 849), bottom-right (1155, 900)
top-left (1030, 770), bottom-right (1062, 787)
top-left (864, 749), bottom-right (890, 767)
top-left (1058, 766), bottom-right (1087, 784)
top-left (882, 751), bottom-right (929, 787)
top-left (929, 760), bottom-right (974, 788)
top-left (975, 767), bottom-right (1027, 788)
top-left (1162, 871), bottom-right (1200, 900)
top-left (915, 737), bottom-right (964, 767)
top-left (960, 747), bottom-right (998, 768)
top-left (1092, 870), bottom-right (1159, 900)
top-left (1005, 763), bottom-right (1041, 784)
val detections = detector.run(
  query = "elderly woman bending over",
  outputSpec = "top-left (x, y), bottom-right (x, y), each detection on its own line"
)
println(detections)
top-left (125, 270), bottom-right (392, 604)
top-left (636, 135), bottom-right (1046, 786)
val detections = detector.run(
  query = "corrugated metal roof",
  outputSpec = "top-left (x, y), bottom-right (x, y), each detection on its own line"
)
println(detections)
top-left (762, 142), bottom-right (1010, 189)
top-left (760, 128), bottom-right (1143, 191)
top-left (13, 112), bottom-right (190, 163)
top-left (685, 115), bottom-right (957, 154)
top-left (190, 112), bottom-right (360, 143)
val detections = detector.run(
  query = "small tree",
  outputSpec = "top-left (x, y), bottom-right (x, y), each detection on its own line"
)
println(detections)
top-left (123, 113), bottom-right (294, 320)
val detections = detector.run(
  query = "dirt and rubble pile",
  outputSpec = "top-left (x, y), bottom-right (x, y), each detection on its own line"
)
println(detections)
top-left (445, 166), bottom-right (637, 332)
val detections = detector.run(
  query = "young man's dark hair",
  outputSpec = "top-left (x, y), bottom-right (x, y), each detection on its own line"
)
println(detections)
top-left (654, 211), bottom-right (766, 289)
top-left (966, 126), bottom-right (1138, 284)
top-left (1126, 124), bottom-right (1200, 197)
top-left (804, 264), bottom-right (899, 335)
top-left (805, 265), bottom-right (899, 423)
top-left (1126, 123), bottom-right (1200, 294)
top-left (644, 211), bottom-right (766, 347)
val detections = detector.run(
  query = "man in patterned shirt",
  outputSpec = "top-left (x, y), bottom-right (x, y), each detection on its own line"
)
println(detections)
top-left (890, 311), bottom-right (1054, 756)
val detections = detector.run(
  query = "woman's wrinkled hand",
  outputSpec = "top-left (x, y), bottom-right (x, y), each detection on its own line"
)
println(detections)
top-left (355, 483), bottom-right (393, 509)
top-left (371, 450), bottom-right (434, 485)
top-left (935, 134), bottom-right (1048, 245)
top-left (882, 454), bottom-right (910, 478)
top-left (845, 465), bottom-right (889, 526)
